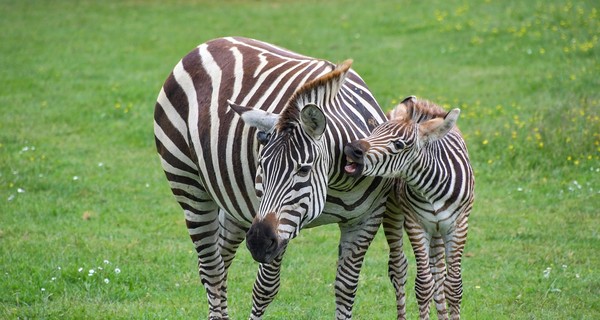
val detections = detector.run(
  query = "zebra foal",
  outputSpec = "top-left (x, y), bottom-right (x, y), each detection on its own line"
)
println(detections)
top-left (344, 96), bottom-right (475, 320)
top-left (154, 37), bottom-right (404, 319)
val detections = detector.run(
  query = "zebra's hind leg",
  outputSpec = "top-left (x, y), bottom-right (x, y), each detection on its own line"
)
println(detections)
top-left (165, 175), bottom-right (227, 318)
top-left (186, 208), bottom-right (227, 320)
top-left (429, 235), bottom-right (448, 320)
top-left (383, 201), bottom-right (407, 320)
top-left (218, 212), bottom-right (248, 319)
top-left (444, 213), bottom-right (469, 320)
top-left (249, 254), bottom-right (285, 320)
top-left (405, 215), bottom-right (434, 320)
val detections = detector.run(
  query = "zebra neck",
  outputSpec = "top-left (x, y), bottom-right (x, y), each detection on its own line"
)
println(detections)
top-left (403, 148), bottom-right (450, 200)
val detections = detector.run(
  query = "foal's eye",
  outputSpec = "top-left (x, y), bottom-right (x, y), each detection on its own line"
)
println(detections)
top-left (393, 140), bottom-right (406, 150)
top-left (297, 165), bottom-right (312, 177)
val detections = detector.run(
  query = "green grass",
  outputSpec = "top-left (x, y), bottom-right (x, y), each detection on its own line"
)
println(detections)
top-left (1, 0), bottom-right (598, 319)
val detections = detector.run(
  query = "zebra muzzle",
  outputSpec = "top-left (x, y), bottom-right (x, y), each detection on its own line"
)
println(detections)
top-left (344, 140), bottom-right (368, 176)
top-left (246, 215), bottom-right (286, 264)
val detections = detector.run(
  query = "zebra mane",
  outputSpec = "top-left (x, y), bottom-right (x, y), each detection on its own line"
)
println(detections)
top-left (276, 60), bottom-right (352, 133)
top-left (392, 98), bottom-right (449, 124)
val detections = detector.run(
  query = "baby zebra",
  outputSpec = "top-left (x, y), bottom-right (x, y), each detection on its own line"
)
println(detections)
top-left (344, 96), bottom-right (474, 320)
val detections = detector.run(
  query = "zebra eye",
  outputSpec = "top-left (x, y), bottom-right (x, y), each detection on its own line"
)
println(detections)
top-left (296, 165), bottom-right (312, 177)
top-left (393, 140), bottom-right (406, 150)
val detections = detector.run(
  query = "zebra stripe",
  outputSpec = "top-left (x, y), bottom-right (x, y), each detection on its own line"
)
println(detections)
top-left (154, 37), bottom-right (402, 319)
top-left (345, 96), bottom-right (474, 320)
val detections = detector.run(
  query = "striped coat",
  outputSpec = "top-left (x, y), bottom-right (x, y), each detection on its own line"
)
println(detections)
top-left (344, 96), bottom-right (475, 320)
top-left (154, 37), bottom-right (402, 319)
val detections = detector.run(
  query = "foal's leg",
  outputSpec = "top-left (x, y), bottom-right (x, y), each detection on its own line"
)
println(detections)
top-left (444, 213), bottom-right (469, 320)
top-left (430, 235), bottom-right (448, 320)
top-left (405, 214), bottom-right (434, 320)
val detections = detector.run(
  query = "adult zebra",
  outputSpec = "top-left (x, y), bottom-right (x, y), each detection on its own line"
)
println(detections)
top-left (154, 37), bottom-right (405, 319)
top-left (345, 96), bottom-right (475, 320)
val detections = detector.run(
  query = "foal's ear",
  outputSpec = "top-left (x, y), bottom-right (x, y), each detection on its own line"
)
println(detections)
top-left (389, 95), bottom-right (417, 120)
top-left (418, 108), bottom-right (460, 144)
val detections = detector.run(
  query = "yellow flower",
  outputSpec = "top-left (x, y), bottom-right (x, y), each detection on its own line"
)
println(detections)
top-left (482, 139), bottom-right (488, 145)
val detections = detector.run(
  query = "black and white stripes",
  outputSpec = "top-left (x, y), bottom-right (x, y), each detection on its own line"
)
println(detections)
top-left (154, 37), bottom-right (396, 319)
top-left (345, 96), bottom-right (474, 320)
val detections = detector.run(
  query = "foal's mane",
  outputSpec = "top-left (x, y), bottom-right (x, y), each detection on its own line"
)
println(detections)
top-left (390, 98), bottom-right (449, 123)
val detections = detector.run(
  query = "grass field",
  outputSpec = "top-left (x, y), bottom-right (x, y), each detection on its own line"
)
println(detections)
top-left (1, 0), bottom-right (598, 319)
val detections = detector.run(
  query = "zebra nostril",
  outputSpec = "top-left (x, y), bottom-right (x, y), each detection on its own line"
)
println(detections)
top-left (351, 147), bottom-right (364, 158)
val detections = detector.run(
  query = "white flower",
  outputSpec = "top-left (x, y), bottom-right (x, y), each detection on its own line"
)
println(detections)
top-left (73, 176), bottom-right (80, 181)
top-left (543, 267), bottom-right (551, 279)
top-left (78, 267), bottom-right (83, 272)
top-left (104, 278), bottom-right (110, 284)
top-left (51, 277), bottom-right (56, 281)
top-left (114, 268), bottom-right (121, 274)
top-left (17, 188), bottom-right (25, 193)
top-left (88, 269), bottom-right (95, 276)
top-left (103, 260), bottom-right (110, 264)
top-left (98, 162), bottom-right (104, 167)
top-left (41, 288), bottom-right (46, 292)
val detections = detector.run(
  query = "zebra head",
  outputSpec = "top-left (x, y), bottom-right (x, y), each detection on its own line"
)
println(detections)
top-left (229, 61), bottom-right (352, 264)
top-left (344, 96), bottom-right (461, 179)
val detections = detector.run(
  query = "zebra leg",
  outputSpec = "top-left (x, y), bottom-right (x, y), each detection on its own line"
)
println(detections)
top-left (164, 173), bottom-right (226, 319)
top-left (335, 210), bottom-right (384, 319)
top-left (444, 213), bottom-right (469, 320)
top-left (405, 215), bottom-right (434, 320)
top-left (249, 254), bottom-right (285, 320)
top-left (429, 235), bottom-right (448, 320)
top-left (186, 207), bottom-right (227, 320)
top-left (383, 198), bottom-right (407, 320)
top-left (218, 212), bottom-right (248, 319)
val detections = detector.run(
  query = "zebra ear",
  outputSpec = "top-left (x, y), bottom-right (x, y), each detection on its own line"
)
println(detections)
top-left (300, 104), bottom-right (327, 140)
top-left (389, 96), bottom-right (417, 120)
top-left (228, 100), bottom-right (280, 132)
top-left (418, 108), bottom-right (460, 144)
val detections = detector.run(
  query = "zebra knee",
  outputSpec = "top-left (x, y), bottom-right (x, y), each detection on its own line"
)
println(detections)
top-left (415, 273), bottom-right (435, 303)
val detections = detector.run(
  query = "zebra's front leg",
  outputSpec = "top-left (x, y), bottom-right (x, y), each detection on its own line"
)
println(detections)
top-left (405, 216), bottom-right (434, 320)
top-left (249, 254), bottom-right (284, 320)
top-left (429, 235), bottom-right (448, 320)
top-left (383, 204), bottom-right (407, 320)
top-left (336, 213), bottom-right (383, 319)
top-left (444, 214), bottom-right (469, 320)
